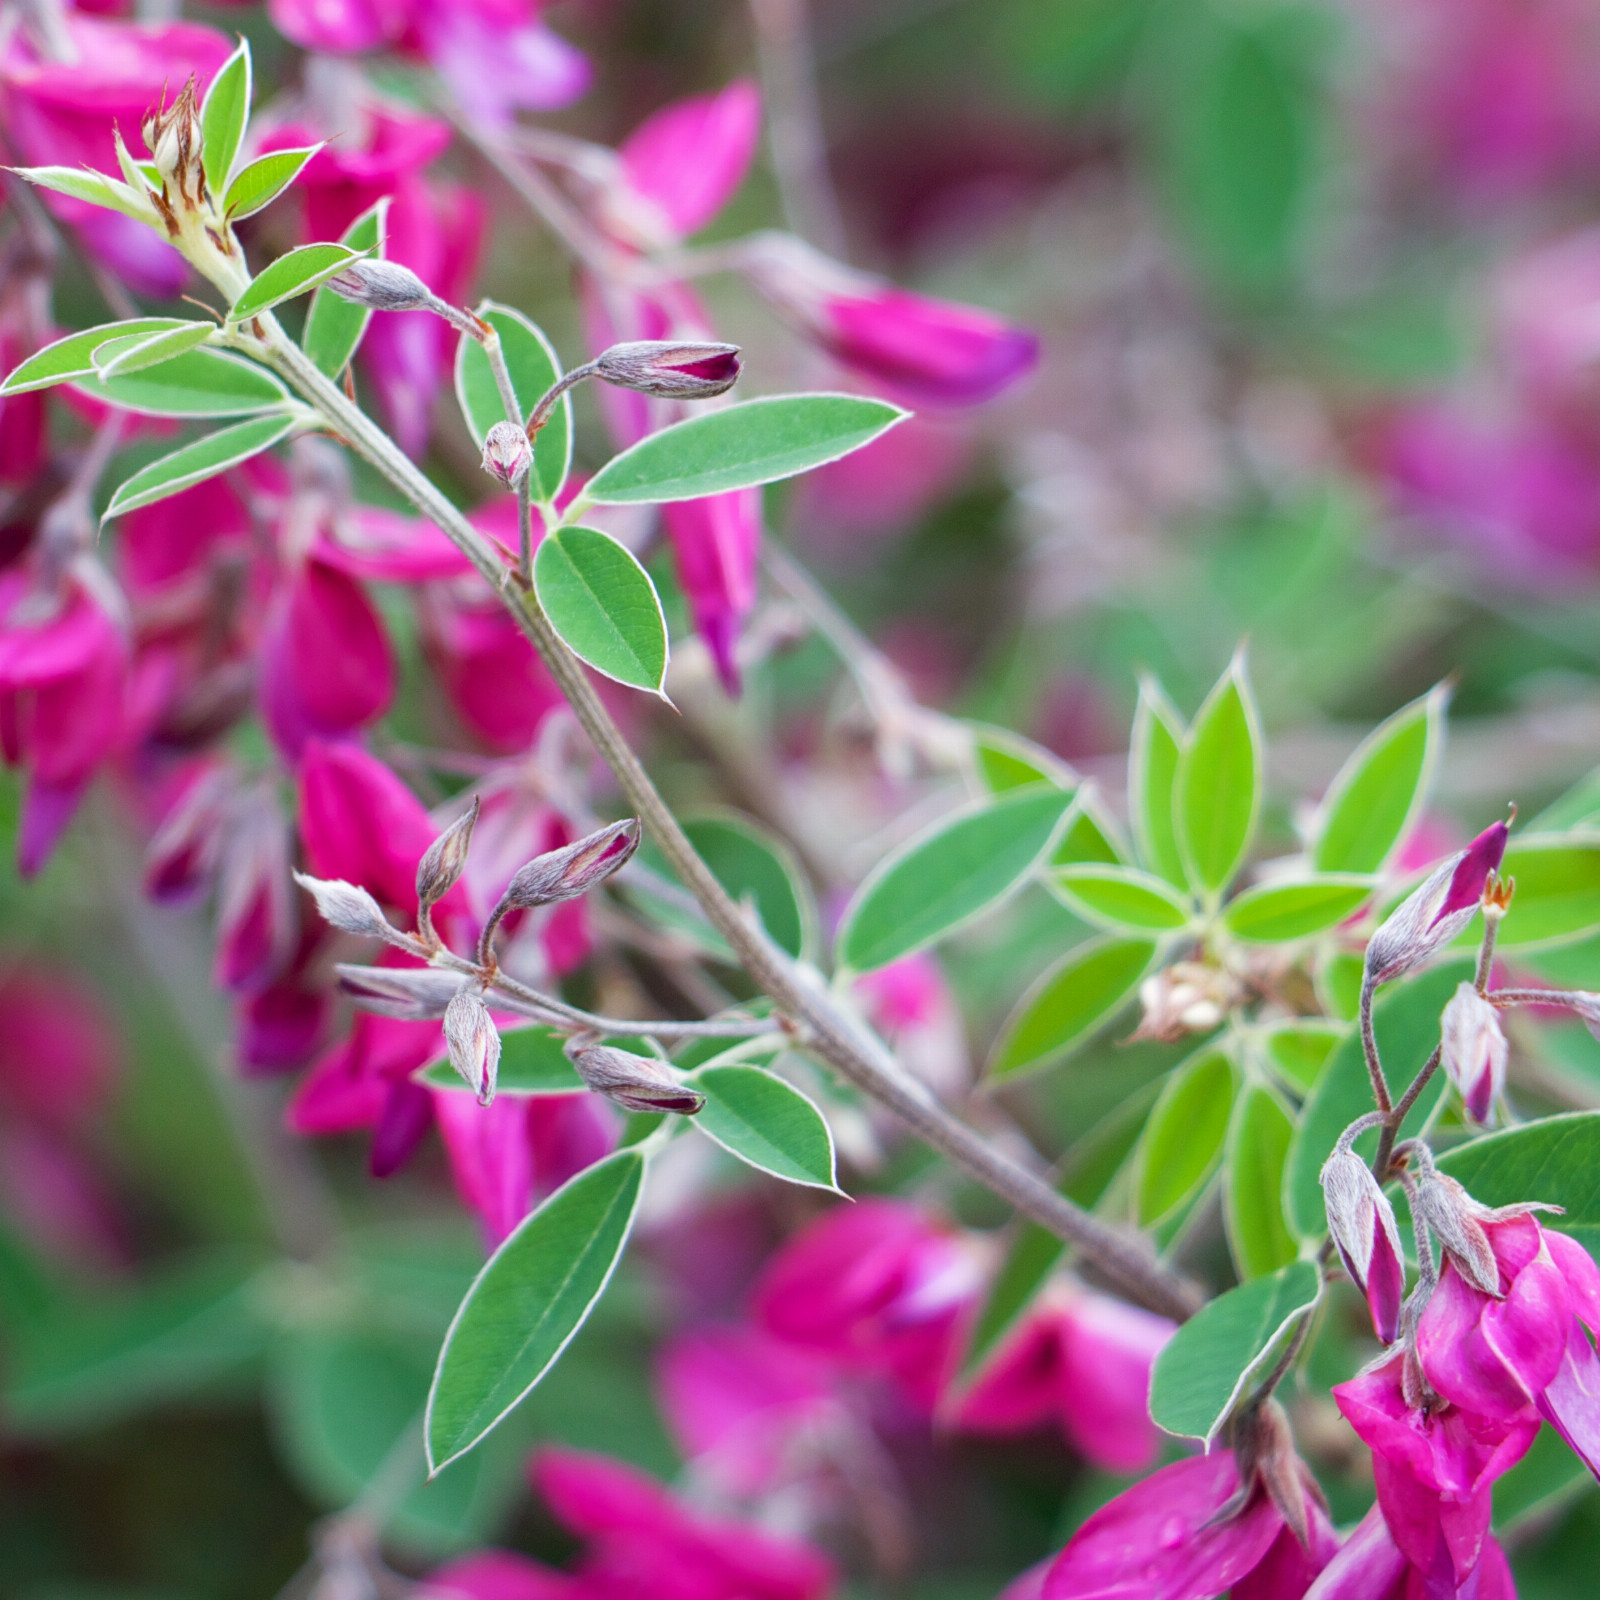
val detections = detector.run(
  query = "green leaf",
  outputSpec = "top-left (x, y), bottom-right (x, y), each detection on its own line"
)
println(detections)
top-left (584, 394), bottom-right (907, 505)
top-left (532, 525), bottom-right (669, 693)
top-left (1317, 948), bottom-right (1365, 1022)
top-left (1129, 676), bottom-right (1187, 887)
top-left (1436, 1113), bottom-right (1600, 1252)
top-left (103, 414), bottom-right (298, 519)
top-left (3, 1253), bottom-right (272, 1435)
top-left (1050, 864), bottom-right (1193, 931)
top-left (1313, 685), bottom-right (1447, 875)
top-left (969, 723), bottom-right (1074, 794)
top-left (230, 244), bottom-right (364, 323)
top-left (92, 321), bottom-right (218, 379)
top-left (1, 318), bottom-right (192, 394)
top-left (1531, 766), bottom-right (1600, 834)
top-left (1175, 652), bottom-right (1261, 896)
top-left (1260, 1019), bottom-right (1345, 1092)
top-left (1477, 839), bottom-right (1600, 950)
top-left (1495, 1424), bottom-right (1597, 1534)
top-left (304, 199), bottom-right (389, 380)
top-left (1050, 800), bottom-right (1126, 868)
top-left (689, 1064), bottom-right (839, 1191)
top-left (74, 347), bottom-right (291, 416)
top-left (419, 1025), bottom-right (585, 1095)
top-left (426, 1149), bottom-right (645, 1473)
top-left (1222, 875), bottom-right (1372, 943)
top-left (1283, 960), bottom-right (1471, 1236)
top-left (454, 302), bottom-right (570, 503)
top-left (1148, 1261), bottom-right (1322, 1442)
top-left (989, 934), bottom-right (1157, 1081)
top-left (683, 812), bottom-right (816, 960)
top-left (1224, 1086), bottom-right (1297, 1278)
top-left (12, 164), bottom-right (152, 223)
top-left (1136, 1045), bottom-right (1237, 1224)
top-left (224, 144), bottom-right (322, 221)
top-left (200, 37), bottom-right (252, 194)
top-left (838, 788), bottom-right (1077, 973)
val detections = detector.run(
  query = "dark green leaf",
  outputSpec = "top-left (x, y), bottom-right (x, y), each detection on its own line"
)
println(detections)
top-left (1224, 1086), bottom-right (1297, 1278)
top-left (1175, 653), bottom-right (1261, 896)
top-left (1136, 1044), bottom-right (1237, 1223)
top-left (304, 199), bottom-right (388, 379)
top-left (532, 526), bottom-right (669, 693)
top-left (683, 812), bottom-right (815, 960)
top-left (1222, 876), bottom-right (1373, 943)
top-left (689, 1064), bottom-right (839, 1191)
top-left (1437, 1113), bottom-right (1600, 1252)
top-left (454, 303), bottom-right (570, 502)
top-left (1495, 1424), bottom-right (1596, 1534)
top-left (230, 244), bottom-right (363, 322)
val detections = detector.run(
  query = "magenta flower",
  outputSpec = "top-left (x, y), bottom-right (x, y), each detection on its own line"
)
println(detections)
top-left (212, 788), bottom-right (296, 996)
top-left (1439, 982), bottom-right (1509, 1124)
top-left (409, 1), bottom-right (591, 128)
top-left (267, 0), bottom-right (409, 54)
top-left (432, 1089), bottom-right (536, 1247)
top-left (662, 490), bottom-right (760, 695)
top-left (1300, 1501), bottom-right (1518, 1600)
top-left (1321, 1144), bottom-right (1407, 1345)
top-left (423, 1550), bottom-right (575, 1600)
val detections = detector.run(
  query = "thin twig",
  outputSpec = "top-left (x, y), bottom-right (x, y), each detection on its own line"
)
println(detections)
top-left (1359, 977), bottom-right (1392, 1114)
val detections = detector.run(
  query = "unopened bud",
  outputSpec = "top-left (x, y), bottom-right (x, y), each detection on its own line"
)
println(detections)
top-left (1320, 1146), bottom-right (1406, 1344)
top-left (418, 796), bottom-right (480, 910)
top-left (500, 818), bottom-right (642, 912)
top-left (143, 77), bottom-right (203, 198)
top-left (568, 1043), bottom-right (704, 1115)
top-left (1409, 1169), bottom-right (1502, 1297)
top-left (444, 984), bottom-right (501, 1105)
top-left (1131, 961), bottom-right (1239, 1042)
top-left (295, 872), bottom-right (393, 939)
top-left (326, 258), bottom-right (436, 313)
top-left (593, 340), bottom-right (742, 400)
top-left (482, 420), bottom-right (532, 488)
top-left (335, 963), bottom-right (462, 1021)
top-left (1440, 982), bottom-right (1507, 1125)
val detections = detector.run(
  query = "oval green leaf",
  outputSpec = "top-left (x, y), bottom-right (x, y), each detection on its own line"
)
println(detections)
top-left (988, 934), bottom-right (1157, 1082)
top-left (1176, 652), bottom-right (1261, 896)
top-left (1479, 838), bottom-right (1600, 950)
top-left (1049, 791), bottom-right (1127, 868)
top-left (1148, 1261), bottom-right (1322, 1442)
top-left (454, 302), bottom-right (570, 503)
top-left (1130, 677), bottom-right (1188, 887)
top-left (425, 1148), bottom-right (645, 1473)
top-left (1224, 1086), bottom-right (1297, 1279)
top-left (1260, 1019), bottom-right (1345, 1093)
top-left (1222, 875), bottom-right (1373, 944)
top-left (200, 37), bottom-right (252, 193)
top-left (969, 723), bottom-right (1074, 795)
top-left (1313, 684), bottom-right (1446, 875)
top-left (230, 243), bottom-right (363, 323)
top-left (532, 525), bottom-right (669, 693)
top-left (225, 145), bottom-right (322, 221)
top-left (419, 1026), bottom-right (585, 1096)
top-left (103, 414), bottom-right (297, 520)
top-left (584, 394), bottom-right (907, 505)
top-left (838, 788), bottom-right (1077, 973)
top-left (1136, 1045), bottom-right (1237, 1224)
top-left (92, 321), bottom-right (217, 379)
top-left (1436, 1112), bottom-right (1600, 1251)
top-left (689, 1064), bottom-right (839, 1191)
top-left (683, 812), bottom-right (816, 961)
top-left (13, 165), bottom-right (152, 223)
top-left (2, 318), bottom-right (191, 394)
top-left (1050, 865), bottom-right (1193, 932)
top-left (74, 347), bottom-right (291, 416)
top-left (304, 198), bottom-right (389, 380)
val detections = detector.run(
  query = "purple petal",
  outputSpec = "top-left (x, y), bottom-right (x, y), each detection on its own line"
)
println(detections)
top-left (1432, 820), bottom-right (1509, 925)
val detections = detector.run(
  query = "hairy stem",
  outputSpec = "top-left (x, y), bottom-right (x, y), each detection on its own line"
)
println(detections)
top-left (1373, 1046), bottom-right (1440, 1180)
top-left (1359, 977), bottom-right (1392, 1114)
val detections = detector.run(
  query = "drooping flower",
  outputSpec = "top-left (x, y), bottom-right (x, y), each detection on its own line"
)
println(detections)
top-left (1439, 982), bottom-right (1509, 1124)
top-left (1321, 1144), bottom-right (1408, 1344)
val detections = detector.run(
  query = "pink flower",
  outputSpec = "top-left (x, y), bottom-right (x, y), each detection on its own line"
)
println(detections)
top-left (268, 0), bottom-right (410, 54)
top-left (212, 788), bottom-right (297, 995)
top-left (117, 478), bottom-right (252, 602)
top-left (0, 967), bottom-right (120, 1128)
top-left (432, 1088), bottom-right (536, 1248)
top-left (1299, 1502), bottom-right (1518, 1600)
top-left (662, 490), bottom-right (760, 695)
top-left (1494, 228), bottom-right (1600, 434)
top-left (423, 1550), bottom-right (575, 1600)
top-left (409, 1), bottom-right (590, 127)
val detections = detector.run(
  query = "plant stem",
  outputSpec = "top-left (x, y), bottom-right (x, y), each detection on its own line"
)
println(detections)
top-left (254, 325), bottom-right (1201, 1323)
top-left (1373, 1046), bottom-right (1440, 1180)
top-left (1360, 977), bottom-right (1392, 1114)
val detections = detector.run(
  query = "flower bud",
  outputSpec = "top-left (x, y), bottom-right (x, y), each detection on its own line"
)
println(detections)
top-left (417, 796), bottom-right (480, 910)
top-left (1320, 1147), bottom-right (1406, 1343)
top-left (143, 77), bottom-right (204, 200)
top-left (294, 872), bottom-right (393, 940)
top-left (1364, 819), bottom-right (1510, 989)
top-left (1410, 1170), bottom-right (1502, 1296)
top-left (499, 819), bottom-right (642, 912)
top-left (568, 1043), bottom-right (704, 1115)
top-left (335, 963), bottom-right (463, 1021)
top-left (482, 420), bottom-right (532, 488)
top-left (1440, 982), bottom-right (1508, 1125)
top-left (444, 984), bottom-right (501, 1105)
top-left (1131, 962), bottom-right (1240, 1042)
top-left (593, 340), bottom-right (742, 400)
top-left (326, 258), bottom-right (436, 313)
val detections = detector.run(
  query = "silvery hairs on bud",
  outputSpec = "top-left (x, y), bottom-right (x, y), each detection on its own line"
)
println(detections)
top-left (335, 963), bottom-right (463, 1021)
top-left (1321, 1147), bottom-right (1404, 1289)
top-left (502, 818), bottom-right (643, 912)
top-left (568, 1043), bottom-right (705, 1115)
top-left (1410, 1170), bottom-right (1502, 1296)
top-left (326, 258), bottom-right (437, 313)
top-left (294, 872), bottom-right (393, 939)
top-left (417, 795), bottom-right (480, 910)
top-left (444, 984), bottom-right (501, 1105)
top-left (593, 340), bottom-right (742, 400)
top-left (482, 420), bottom-right (533, 488)
top-left (1439, 981), bottom-right (1507, 1125)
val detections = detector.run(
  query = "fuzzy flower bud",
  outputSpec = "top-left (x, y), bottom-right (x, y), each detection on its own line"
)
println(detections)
top-left (294, 871), bottom-right (393, 940)
top-left (444, 984), bottom-right (501, 1105)
top-left (1440, 982), bottom-right (1508, 1124)
top-left (1131, 961), bottom-right (1241, 1042)
top-left (1364, 819), bottom-right (1510, 989)
top-left (1320, 1146), bottom-right (1407, 1344)
top-left (143, 77), bottom-right (204, 200)
top-left (500, 819), bottom-right (642, 912)
top-left (568, 1043), bottom-right (705, 1115)
top-left (417, 796), bottom-right (480, 910)
top-left (482, 420), bottom-right (533, 488)
top-left (326, 258), bottom-right (437, 313)
top-left (335, 963), bottom-right (462, 1021)
top-left (593, 340), bottom-right (742, 400)
top-left (1409, 1169), bottom-right (1503, 1296)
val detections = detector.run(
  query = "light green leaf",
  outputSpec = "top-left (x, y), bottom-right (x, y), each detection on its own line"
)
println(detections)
top-left (1, 318), bottom-right (190, 394)
top-left (1436, 1112), bottom-right (1600, 1252)
top-left (1175, 652), bottom-right (1261, 896)
top-left (224, 144), bottom-right (322, 221)
top-left (1222, 875), bottom-right (1372, 943)
top-left (1531, 766), bottom-right (1600, 834)
top-left (230, 244), bottom-right (363, 323)
top-left (969, 723), bottom-right (1075, 794)
top-left (584, 394), bottom-right (907, 505)
top-left (304, 199), bottom-right (388, 379)
top-left (426, 1149), bottom-right (645, 1473)
top-left (1224, 1086), bottom-right (1297, 1278)
top-left (987, 934), bottom-right (1157, 1081)
top-left (532, 525), bottom-right (669, 693)
top-left (74, 347), bottom-right (291, 416)
top-left (1475, 838), bottom-right (1600, 950)
top-left (200, 37), bottom-right (252, 194)
top-left (1148, 1261), bottom-right (1322, 1442)
top-left (454, 302), bottom-right (570, 503)
top-left (92, 321), bottom-right (217, 379)
top-left (1260, 1019), bottom-right (1345, 1092)
top-left (1313, 684), bottom-right (1447, 875)
top-left (1049, 789), bottom-right (1127, 867)
top-left (838, 788), bottom-right (1077, 973)
top-left (12, 164), bottom-right (153, 223)
top-left (1130, 676), bottom-right (1187, 887)
top-left (1136, 1045), bottom-right (1237, 1223)
top-left (419, 1026), bottom-right (585, 1095)
top-left (103, 414), bottom-right (298, 519)
top-left (689, 1065), bottom-right (839, 1191)
top-left (1050, 864), bottom-right (1193, 931)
